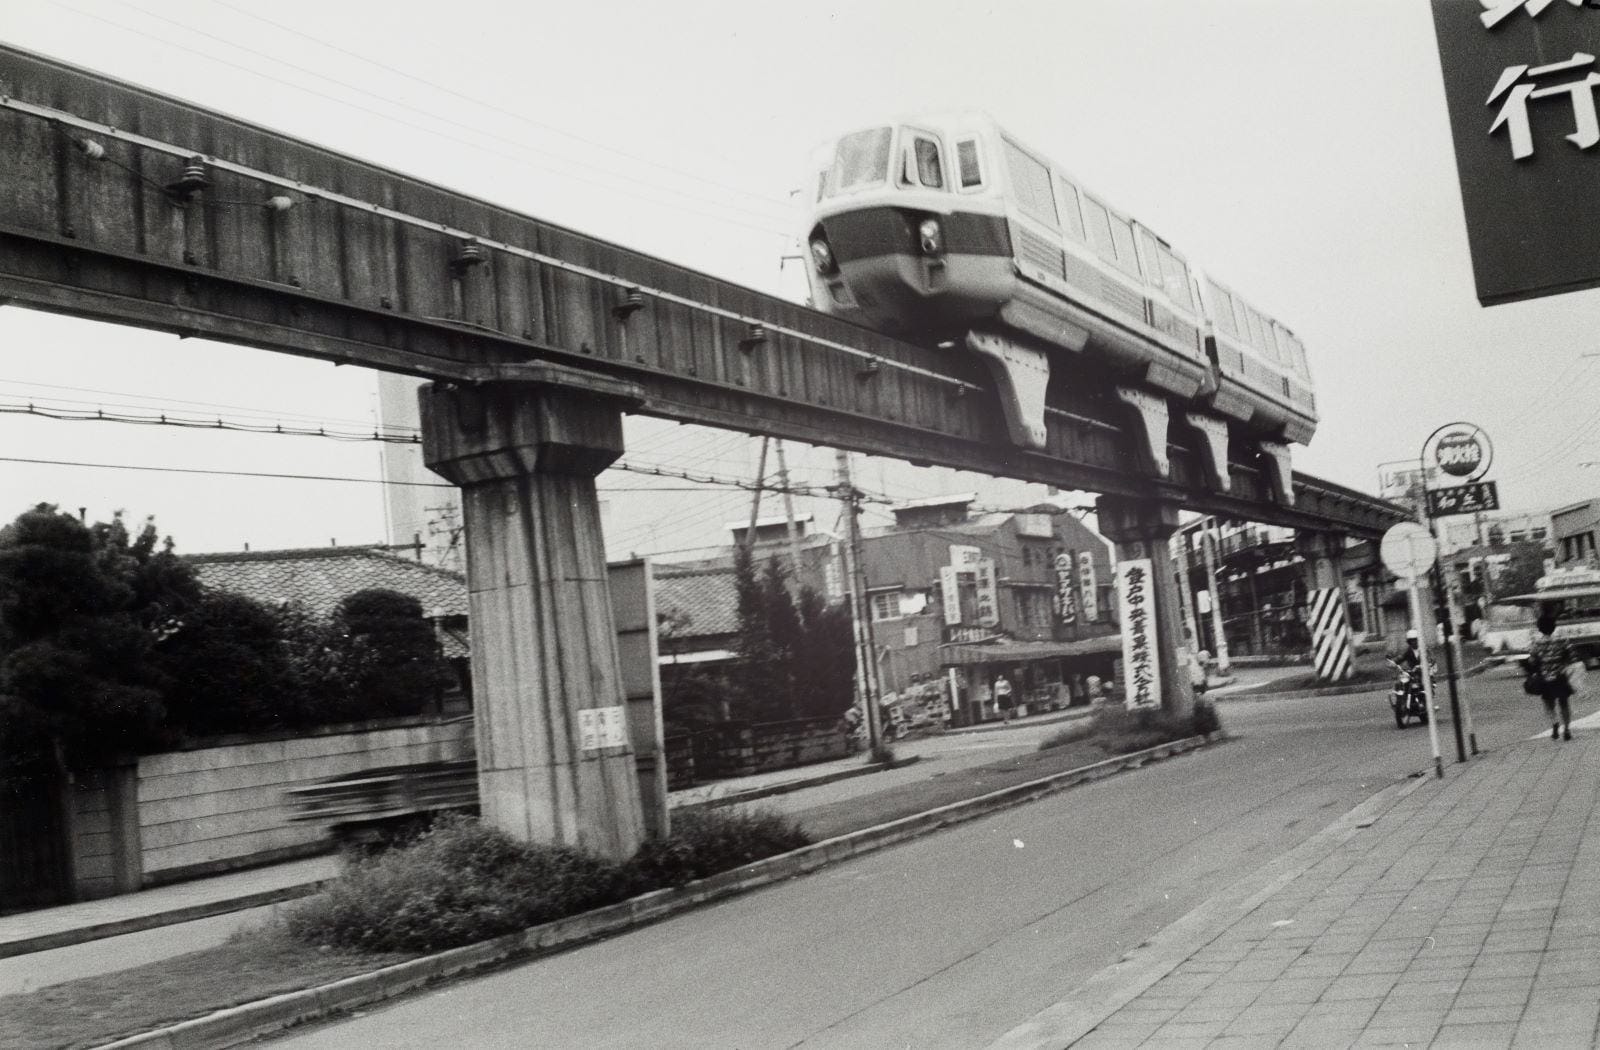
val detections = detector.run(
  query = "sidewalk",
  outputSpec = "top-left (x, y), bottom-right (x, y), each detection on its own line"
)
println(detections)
top-left (0, 710), bottom-right (1078, 959)
top-left (990, 713), bottom-right (1600, 1049)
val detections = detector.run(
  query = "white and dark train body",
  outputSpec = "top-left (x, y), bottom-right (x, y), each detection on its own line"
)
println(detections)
top-left (800, 114), bottom-right (1317, 467)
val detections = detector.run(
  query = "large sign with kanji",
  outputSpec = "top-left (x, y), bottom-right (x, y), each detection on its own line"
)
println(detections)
top-left (1116, 558), bottom-right (1160, 709)
top-left (1431, 1), bottom-right (1600, 305)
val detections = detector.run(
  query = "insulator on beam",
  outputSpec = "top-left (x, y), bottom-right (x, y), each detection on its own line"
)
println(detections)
top-left (166, 155), bottom-right (209, 199)
top-left (451, 240), bottom-right (487, 273)
top-left (612, 287), bottom-right (646, 320)
top-left (739, 323), bottom-right (766, 352)
top-left (74, 137), bottom-right (106, 160)
top-left (265, 195), bottom-right (295, 213)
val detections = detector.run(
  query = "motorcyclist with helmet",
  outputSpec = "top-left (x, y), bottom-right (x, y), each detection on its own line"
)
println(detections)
top-left (1389, 629), bottom-right (1431, 728)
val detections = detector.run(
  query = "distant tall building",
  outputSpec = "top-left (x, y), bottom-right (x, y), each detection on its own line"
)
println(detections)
top-left (375, 373), bottom-right (463, 571)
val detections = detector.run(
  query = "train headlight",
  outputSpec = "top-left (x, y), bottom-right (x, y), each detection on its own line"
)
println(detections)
top-left (810, 237), bottom-right (838, 275)
top-left (918, 218), bottom-right (943, 256)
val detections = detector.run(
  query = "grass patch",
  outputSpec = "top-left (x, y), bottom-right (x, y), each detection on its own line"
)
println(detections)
top-left (0, 924), bottom-right (410, 1050)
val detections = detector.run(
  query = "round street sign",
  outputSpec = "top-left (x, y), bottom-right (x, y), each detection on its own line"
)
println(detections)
top-left (1423, 422), bottom-right (1492, 482)
top-left (1380, 522), bottom-right (1438, 580)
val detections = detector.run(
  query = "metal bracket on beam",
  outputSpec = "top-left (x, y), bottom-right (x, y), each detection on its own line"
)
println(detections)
top-left (1116, 386), bottom-right (1171, 478)
top-left (443, 360), bottom-right (646, 407)
top-left (965, 329), bottom-right (1050, 449)
top-left (1182, 412), bottom-right (1232, 492)
top-left (1259, 441), bottom-right (1295, 506)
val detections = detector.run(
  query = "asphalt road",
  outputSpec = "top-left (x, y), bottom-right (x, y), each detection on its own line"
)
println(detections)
top-left (270, 667), bottom-right (1571, 1050)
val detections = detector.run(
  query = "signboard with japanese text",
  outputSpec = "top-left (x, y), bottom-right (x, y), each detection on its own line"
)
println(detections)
top-left (578, 706), bottom-right (629, 751)
top-left (939, 565), bottom-right (963, 626)
top-left (948, 544), bottom-right (983, 568)
top-left (1078, 551), bottom-right (1100, 622)
top-left (974, 559), bottom-right (999, 627)
top-left (1116, 559), bottom-right (1160, 709)
top-left (1432, 2), bottom-right (1600, 304)
top-left (1054, 550), bottom-right (1078, 624)
top-left (1427, 480), bottom-right (1501, 517)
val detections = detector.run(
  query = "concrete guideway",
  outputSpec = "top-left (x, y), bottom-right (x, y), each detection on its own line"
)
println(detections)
top-left (990, 723), bottom-right (1600, 1049)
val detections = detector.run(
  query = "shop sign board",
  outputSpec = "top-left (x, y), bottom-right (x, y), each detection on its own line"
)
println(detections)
top-left (1078, 551), bottom-right (1099, 622)
top-left (1054, 550), bottom-right (1078, 624)
top-left (974, 559), bottom-right (999, 627)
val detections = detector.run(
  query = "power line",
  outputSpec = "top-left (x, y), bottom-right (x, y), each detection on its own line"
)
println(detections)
top-left (0, 454), bottom-right (448, 486)
top-left (47, 0), bottom-right (796, 239)
top-left (0, 400), bottom-right (420, 442)
top-left (0, 377), bottom-right (396, 430)
top-left (201, 0), bottom-right (796, 213)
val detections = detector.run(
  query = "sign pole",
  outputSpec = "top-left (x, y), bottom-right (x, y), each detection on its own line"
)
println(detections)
top-left (1407, 576), bottom-right (1446, 781)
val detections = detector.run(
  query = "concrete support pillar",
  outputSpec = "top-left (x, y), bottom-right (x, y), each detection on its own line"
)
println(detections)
top-left (1296, 530), bottom-right (1354, 681)
top-left (421, 380), bottom-right (645, 861)
top-left (1096, 496), bottom-right (1195, 716)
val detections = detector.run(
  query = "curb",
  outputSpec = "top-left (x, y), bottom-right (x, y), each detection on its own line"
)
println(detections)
top-left (982, 770), bottom-right (1436, 1050)
top-left (1215, 682), bottom-right (1390, 702)
top-left (0, 880), bottom-right (334, 961)
top-left (940, 708), bottom-right (1093, 736)
top-left (92, 733), bottom-right (1223, 1050)
top-left (669, 755), bottom-right (921, 813)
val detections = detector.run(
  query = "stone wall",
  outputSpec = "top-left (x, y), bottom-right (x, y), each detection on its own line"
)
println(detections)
top-left (690, 719), bottom-right (849, 781)
top-left (137, 718), bottom-right (474, 884)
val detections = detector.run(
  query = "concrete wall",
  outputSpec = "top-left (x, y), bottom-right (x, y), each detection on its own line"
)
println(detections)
top-left (137, 718), bottom-right (474, 884)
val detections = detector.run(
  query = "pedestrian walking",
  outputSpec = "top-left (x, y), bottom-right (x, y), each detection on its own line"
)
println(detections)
top-left (994, 674), bottom-right (1014, 722)
top-left (1526, 612), bottom-right (1576, 741)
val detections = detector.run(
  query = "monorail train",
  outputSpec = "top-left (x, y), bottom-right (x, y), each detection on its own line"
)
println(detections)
top-left (800, 114), bottom-right (1317, 454)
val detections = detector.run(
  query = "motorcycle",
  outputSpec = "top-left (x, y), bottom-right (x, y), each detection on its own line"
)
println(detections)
top-left (1388, 658), bottom-right (1431, 729)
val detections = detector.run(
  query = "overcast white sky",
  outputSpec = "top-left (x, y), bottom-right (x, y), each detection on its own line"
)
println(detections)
top-left (2, 0), bottom-right (1596, 557)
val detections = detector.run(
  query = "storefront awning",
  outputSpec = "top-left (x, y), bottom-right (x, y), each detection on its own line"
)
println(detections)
top-left (940, 635), bottom-right (1121, 667)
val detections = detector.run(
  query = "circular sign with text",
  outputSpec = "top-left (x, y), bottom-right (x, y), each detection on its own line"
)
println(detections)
top-left (1380, 522), bottom-right (1438, 580)
top-left (1422, 422), bottom-right (1492, 482)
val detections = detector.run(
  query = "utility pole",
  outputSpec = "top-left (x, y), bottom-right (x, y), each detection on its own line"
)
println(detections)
top-left (1200, 517), bottom-right (1232, 674)
top-left (835, 450), bottom-right (882, 757)
top-left (744, 436), bottom-right (770, 550)
top-left (1171, 530), bottom-right (1202, 659)
top-left (774, 439), bottom-right (807, 588)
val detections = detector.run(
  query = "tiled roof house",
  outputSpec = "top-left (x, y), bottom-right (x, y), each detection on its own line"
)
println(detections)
top-left (185, 545), bottom-right (471, 658)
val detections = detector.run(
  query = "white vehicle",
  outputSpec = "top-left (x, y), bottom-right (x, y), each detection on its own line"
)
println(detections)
top-left (800, 114), bottom-right (1317, 451)
top-left (1499, 565), bottom-right (1600, 666)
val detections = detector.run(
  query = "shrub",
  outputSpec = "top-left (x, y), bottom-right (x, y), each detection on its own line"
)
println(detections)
top-left (285, 814), bottom-right (628, 953)
top-left (624, 808), bottom-right (810, 890)
top-left (1086, 704), bottom-right (1206, 756)
top-left (1036, 720), bottom-right (1095, 752)
top-left (286, 808), bottom-right (813, 954)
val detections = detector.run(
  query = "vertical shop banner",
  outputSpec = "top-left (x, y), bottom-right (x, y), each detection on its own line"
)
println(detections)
top-left (974, 559), bottom-right (999, 627)
top-left (1116, 558), bottom-right (1160, 709)
top-left (939, 565), bottom-right (962, 626)
top-left (1054, 550), bottom-right (1077, 624)
top-left (1078, 551), bottom-right (1099, 622)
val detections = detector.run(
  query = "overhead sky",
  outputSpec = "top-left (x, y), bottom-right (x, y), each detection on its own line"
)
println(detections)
top-left (1, 0), bottom-right (1595, 557)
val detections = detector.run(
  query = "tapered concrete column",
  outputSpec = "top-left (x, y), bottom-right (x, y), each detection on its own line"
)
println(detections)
top-left (1295, 530), bottom-right (1347, 592)
top-left (421, 379), bottom-right (645, 861)
top-left (1096, 496), bottom-right (1194, 715)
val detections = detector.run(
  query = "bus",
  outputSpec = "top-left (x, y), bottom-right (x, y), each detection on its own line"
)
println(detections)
top-left (1497, 565), bottom-right (1600, 666)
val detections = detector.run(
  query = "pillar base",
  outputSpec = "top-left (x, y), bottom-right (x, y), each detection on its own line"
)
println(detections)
top-left (1097, 496), bottom-right (1195, 716)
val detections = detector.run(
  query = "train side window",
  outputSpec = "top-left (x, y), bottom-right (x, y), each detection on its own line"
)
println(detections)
top-left (1207, 282), bottom-right (1237, 338)
top-left (1056, 176), bottom-right (1086, 241)
top-left (1159, 248), bottom-right (1194, 310)
top-left (1081, 195), bottom-right (1116, 261)
top-left (957, 139), bottom-right (983, 189)
top-left (1109, 215), bottom-right (1141, 277)
top-left (1002, 138), bottom-right (1058, 228)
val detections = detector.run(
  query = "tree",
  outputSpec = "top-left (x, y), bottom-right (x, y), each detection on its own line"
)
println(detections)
top-left (0, 505), bottom-right (173, 780)
top-left (1489, 542), bottom-right (1547, 602)
top-left (792, 585), bottom-right (855, 722)
top-left (159, 591), bottom-right (303, 737)
top-left (729, 549), bottom-right (856, 724)
top-left (329, 588), bottom-right (449, 722)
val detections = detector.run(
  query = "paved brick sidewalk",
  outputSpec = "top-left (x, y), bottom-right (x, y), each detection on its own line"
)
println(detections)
top-left (1015, 732), bottom-right (1600, 1049)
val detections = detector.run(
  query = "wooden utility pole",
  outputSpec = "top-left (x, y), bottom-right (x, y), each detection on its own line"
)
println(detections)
top-left (744, 436), bottom-right (770, 550)
top-left (774, 439), bottom-right (807, 587)
top-left (1201, 517), bottom-right (1232, 674)
top-left (835, 450), bottom-right (882, 756)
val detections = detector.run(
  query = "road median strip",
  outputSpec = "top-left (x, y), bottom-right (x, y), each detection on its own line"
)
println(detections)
top-left (94, 732), bottom-right (1222, 1050)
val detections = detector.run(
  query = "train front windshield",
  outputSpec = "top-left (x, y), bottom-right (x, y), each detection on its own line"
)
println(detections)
top-left (824, 127), bottom-right (893, 197)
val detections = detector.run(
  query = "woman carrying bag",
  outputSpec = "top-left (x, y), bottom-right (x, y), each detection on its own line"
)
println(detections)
top-left (1527, 613), bottom-right (1577, 741)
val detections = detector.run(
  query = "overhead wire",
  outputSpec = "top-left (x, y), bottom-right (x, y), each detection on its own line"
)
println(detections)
top-left (201, 0), bottom-right (796, 214)
top-left (43, 0), bottom-right (797, 240)
top-left (100, 0), bottom-right (798, 229)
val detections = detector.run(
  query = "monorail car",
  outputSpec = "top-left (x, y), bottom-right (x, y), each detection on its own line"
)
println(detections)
top-left (800, 114), bottom-right (1317, 453)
